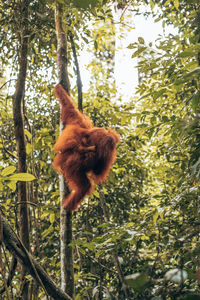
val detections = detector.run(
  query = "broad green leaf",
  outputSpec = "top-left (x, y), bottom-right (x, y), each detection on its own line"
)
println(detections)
top-left (84, 242), bottom-right (95, 251)
top-left (131, 47), bottom-right (147, 58)
top-left (1, 166), bottom-right (16, 177)
top-left (7, 181), bottom-right (17, 192)
top-left (153, 89), bottom-right (166, 100)
top-left (149, 0), bottom-right (155, 9)
top-left (97, 238), bottom-right (112, 247)
top-left (141, 235), bottom-right (149, 240)
top-left (125, 273), bottom-right (149, 292)
top-left (178, 50), bottom-right (194, 58)
top-left (173, 0), bottom-right (179, 10)
top-left (92, 189), bottom-right (99, 197)
top-left (25, 130), bottom-right (32, 140)
top-left (164, 0), bottom-right (171, 5)
top-left (97, 223), bottom-right (111, 228)
top-left (26, 143), bottom-right (32, 155)
top-left (138, 37), bottom-right (145, 44)
top-left (162, 116), bottom-right (169, 123)
top-left (127, 43), bottom-right (137, 49)
top-left (49, 213), bottom-right (55, 224)
top-left (126, 222), bottom-right (134, 228)
top-left (78, 248), bottom-right (86, 255)
top-left (69, 0), bottom-right (101, 9)
top-left (75, 294), bottom-right (82, 300)
top-left (42, 225), bottom-right (53, 238)
top-left (41, 211), bottom-right (49, 219)
top-left (7, 173), bottom-right (36, 182)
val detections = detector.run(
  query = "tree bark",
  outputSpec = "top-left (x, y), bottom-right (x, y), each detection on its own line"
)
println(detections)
top-left (12, 0), bottom-right (30, 298)
top-left (55, 3), bottom-right (74, 298)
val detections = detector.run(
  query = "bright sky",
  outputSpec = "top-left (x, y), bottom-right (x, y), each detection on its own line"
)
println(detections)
top-left (115, 11), bottom-right (177, 99)
top-left (79, 9), bottom-right (177, 101)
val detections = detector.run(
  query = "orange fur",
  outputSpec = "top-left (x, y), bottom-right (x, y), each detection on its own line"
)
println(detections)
top-left (52, 84), bottom-right (120, 211)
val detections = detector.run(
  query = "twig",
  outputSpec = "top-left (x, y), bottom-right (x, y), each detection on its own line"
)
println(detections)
top-left (0, 79), bottom-right (16, 91)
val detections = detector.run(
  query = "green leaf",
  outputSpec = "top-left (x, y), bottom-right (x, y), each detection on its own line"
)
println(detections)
top-left (153, 210), bottom-right (159, 224)
top-left (26, 143), bottom-right (32, 155)
top-left (7, 173), bottom-right (36, 182)
top-left (84, 242), bottom-right (95, 251)
top-left (78, 248), bottom-right (86, 255)
top-left (25, 130), bottom-right (32, 140)
top-left (173, 0), bottom-right (179, 10)
top-left (153, 89), bottom-right (166, 100)
top-left (69, 0), bottom-right (101, 9)
top-left (125, 273), bottom-right (149, 292)
top-left (98, 238), bottom-right (112, 247)
top-left (42, 225), bottom-right (53, 238)
top-left (7, 181), bottom-right (17, 192)
top-left (138, 37), bottom-right (145, 44)
top-left (126, 222), bottom-right (134, 228)
top-left (149, 0), bottom-right (155, 9)
top-left (150, 116), bottom-right (156, 124)
top-left (49, 213), bottom-right (55, 224)
top-left (1, 166), bottom-right (16, 177)
top-left (131, 47), bottom-right (147, 58)
top-left (75, 294), bottom-right (82, 300)
top-left (92, 189), bottom-right (99, 197)
top-left (98, 223), bottom-right (111, 228)
top-left (94, 40), bottom-right (98, 50)
top-left (127, 43), bottom-right (137, 49)
top-left (164, 0), bottom-right (171, 6)
top-left (161, 116), bottom-right (169, 123)
top-left (178, 50), bottom-right (194, 58)
top-left (191, 93), bottom-right (199, 111)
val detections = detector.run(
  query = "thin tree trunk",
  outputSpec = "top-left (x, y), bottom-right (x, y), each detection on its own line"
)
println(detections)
top-left (12, 0), bottom-right (30, 298)
top-left (69, 31), bottom-right (83, 111)
top-left (55, 3), bottom-right (74, 298)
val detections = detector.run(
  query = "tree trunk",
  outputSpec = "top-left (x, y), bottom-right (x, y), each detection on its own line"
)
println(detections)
top-left (55, 3), bottom-right (74, 298)
top-left (69, 31), bottom-right (83, 111)
top-left (12, 0), bottom-right (30, 298)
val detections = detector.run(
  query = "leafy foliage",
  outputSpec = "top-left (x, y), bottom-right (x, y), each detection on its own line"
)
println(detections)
top-left (0, 0), bottom-right (200, 299)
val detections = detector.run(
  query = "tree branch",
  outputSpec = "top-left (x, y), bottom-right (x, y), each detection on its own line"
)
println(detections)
top-left (2, 215), bottom-right (72, 300)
